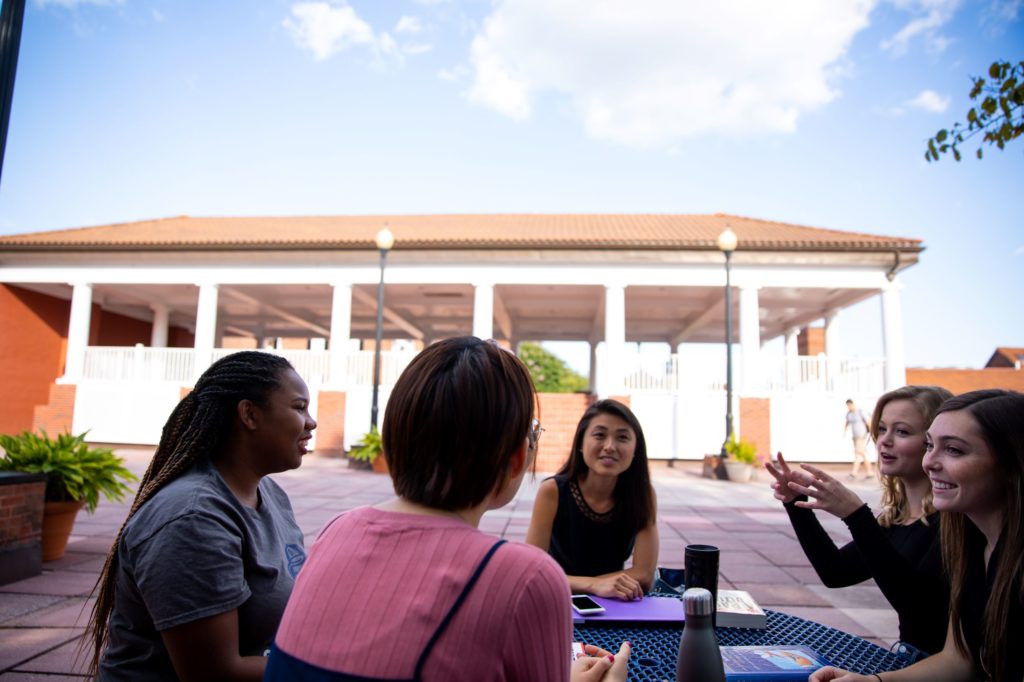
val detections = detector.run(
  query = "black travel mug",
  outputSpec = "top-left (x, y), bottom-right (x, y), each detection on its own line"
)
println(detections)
top-left (684, 544), bottom-right (720, 627)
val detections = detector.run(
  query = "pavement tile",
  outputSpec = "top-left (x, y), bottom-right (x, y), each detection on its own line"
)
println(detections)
top-left (0, 571), bottom-right (99, 598)
top-left (779, 607), bottom-right (874, 638)
top-left (783, 566), bottom-right (825, 583)
top-left (744, 583), bottom-right (832, 607)
top-left (60, 537), bottom-right (117, 555)
top-left (37, 554), bottom-right (99, 571)
top-left (838, 608), bottom-right (900, 644)
top-left (0, 673), bottom-right (89, 681)
top-left (15, 636), bottom-right (91, 675)
top-left (806, 584), bottom-right (892, 609)
top-left (0, 627), bottom-right (82, 672)
top-left (719, 550), bottom-right (774, 568)
top-left (754, 545), bottom-right (813, 566)
top-left (720, 564), bottom-right (797, 584)
top-left (9, 598), bottom-right (95, 628)
top-left (0, 595), bottom-right (64, 624)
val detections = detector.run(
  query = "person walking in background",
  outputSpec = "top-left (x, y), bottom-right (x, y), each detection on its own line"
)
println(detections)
top-left (844, 398), bottom-right (874, 480)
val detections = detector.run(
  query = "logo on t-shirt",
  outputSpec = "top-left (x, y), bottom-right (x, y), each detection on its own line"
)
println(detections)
top-left (285, 544), bottom-right (306, 577)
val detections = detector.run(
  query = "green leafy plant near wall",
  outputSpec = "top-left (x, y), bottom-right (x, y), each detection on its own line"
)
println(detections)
top-left (348, 426), bottom-right (384, 464)
top-left (724, 434), bottom-right (759, 465)
top-left (0, 431), bottom-right (136, 513)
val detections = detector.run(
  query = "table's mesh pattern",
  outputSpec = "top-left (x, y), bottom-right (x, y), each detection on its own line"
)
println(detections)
top-left (575, 609), bottom-right (910, 682)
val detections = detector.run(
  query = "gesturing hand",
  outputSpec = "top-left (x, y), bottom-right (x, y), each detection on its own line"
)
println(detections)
top-left (764, 452), bottom-right (800, 504)
top-left (589, 573), bottom-right (643, 601)
top-left (787, 464), bottom-right (865, 520)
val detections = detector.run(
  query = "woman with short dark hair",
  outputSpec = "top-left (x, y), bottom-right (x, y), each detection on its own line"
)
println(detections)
top-left (267, 337), bottom-right (629, 682)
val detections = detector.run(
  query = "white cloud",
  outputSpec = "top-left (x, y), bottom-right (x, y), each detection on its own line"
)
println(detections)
top-left (438, 65), bottom-right (470, 82)
top-left (881, 0), bottom-right (961, 54)
top-left (283, 1), bottom-right (377, 61)
top-left (404, 42), bottom-right (434, 55)
top-left (396, 15), bottom-right (423, 34)
top-left (907, 89), bottom-right (950, 112)
top-left (466, 0), bottom-right (877, 146)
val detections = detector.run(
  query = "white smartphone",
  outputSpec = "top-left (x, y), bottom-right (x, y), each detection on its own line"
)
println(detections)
top-left (571, 594), bottom-right (606, 615)
top-left (571, 642), bottom-right (587, 661)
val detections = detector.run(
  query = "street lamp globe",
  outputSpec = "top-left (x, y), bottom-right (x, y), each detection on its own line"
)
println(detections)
top-left (376, 226), bottom-right (395, 252)
top-left (717, 226), bottom-right (737, 253)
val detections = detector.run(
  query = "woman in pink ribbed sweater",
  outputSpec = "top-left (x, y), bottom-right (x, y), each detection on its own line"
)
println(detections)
top-left (267, 337), bottom-right (630, 682)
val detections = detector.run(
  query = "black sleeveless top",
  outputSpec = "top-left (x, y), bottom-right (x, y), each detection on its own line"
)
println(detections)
top-left (263, 540), bottom-right (507, 682)
top-left (547, 475), bottom-right (636, 577)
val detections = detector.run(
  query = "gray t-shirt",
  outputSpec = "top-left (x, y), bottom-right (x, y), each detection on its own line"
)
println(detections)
top-left (98, 459), bottom-right (305, 681)
top-left (846, 409), bottom-right (869, 438)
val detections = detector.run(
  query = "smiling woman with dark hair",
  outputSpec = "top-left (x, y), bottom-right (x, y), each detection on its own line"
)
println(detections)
top-left (267, 337), bottom-right (630, 682)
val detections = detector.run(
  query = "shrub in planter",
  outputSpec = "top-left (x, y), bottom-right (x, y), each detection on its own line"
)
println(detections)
top-left (348, 426), bottom-right (388, 473)
top-left (0, 431), bottom-right (137, 559)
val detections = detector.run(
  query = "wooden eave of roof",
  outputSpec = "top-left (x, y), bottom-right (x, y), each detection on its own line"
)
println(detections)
top-left (0, 213), bottom-right (925, 254)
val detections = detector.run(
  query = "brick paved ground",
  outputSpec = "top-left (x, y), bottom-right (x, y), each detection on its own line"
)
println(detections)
top-left (0, 448), bottom-right (894, 679)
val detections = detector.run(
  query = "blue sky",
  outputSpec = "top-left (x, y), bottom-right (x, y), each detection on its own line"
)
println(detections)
top-left (0, 0), bottom-right (1021, 371)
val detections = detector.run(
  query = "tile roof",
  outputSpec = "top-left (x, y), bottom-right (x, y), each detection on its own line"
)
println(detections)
top-left (0, 213), bottom-right (923, 252)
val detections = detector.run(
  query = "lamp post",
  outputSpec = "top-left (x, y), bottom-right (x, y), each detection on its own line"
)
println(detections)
top-left (370, 225), bottom-right (394, 431)
top-left (718, 226), bottom-right (738, 457)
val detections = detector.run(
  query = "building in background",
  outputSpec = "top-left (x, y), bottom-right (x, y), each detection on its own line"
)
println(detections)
top-left (0, 213), bottom-right (921, 470)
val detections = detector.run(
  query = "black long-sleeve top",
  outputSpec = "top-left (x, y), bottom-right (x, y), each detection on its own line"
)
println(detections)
top-left (784, 500), bottom-right (948, 654)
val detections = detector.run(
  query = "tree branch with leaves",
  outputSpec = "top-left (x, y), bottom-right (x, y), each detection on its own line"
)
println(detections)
top-left (926, 59), bottom-right (1023, 162)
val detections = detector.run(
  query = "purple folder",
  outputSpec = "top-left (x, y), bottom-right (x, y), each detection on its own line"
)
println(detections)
top-left (571, 595), bottom-right (685, 624)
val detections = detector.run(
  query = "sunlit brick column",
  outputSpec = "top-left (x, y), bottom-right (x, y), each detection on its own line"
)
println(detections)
top-left (60, 283), bottom-right (93, 382)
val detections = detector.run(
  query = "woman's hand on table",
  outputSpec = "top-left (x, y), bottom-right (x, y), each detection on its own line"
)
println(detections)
top-left (571, 642), bottom-right (630, 682)
top-left (809, 667), bottom-right (875, 681)
top-left (764, 452), bottom-right (800, 504)
top-left (786, 464), bottom-right (864, 520)
top-left (588, 573), bottom-right (643, 601)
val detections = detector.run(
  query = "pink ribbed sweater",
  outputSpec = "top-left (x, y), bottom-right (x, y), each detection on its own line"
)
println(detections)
top-left (274, 506), bottom-right (572, 681)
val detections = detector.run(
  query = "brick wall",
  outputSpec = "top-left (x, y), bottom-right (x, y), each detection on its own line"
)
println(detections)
top-left (739, 397), bottom-right (771, 462)
top-left (798, 327), bottom-right (825, 356)
top-left (906, 368), bottom-right (1024, 395)
top-left (0, 474), bottom-right (46, 585)
top-left (90, 306), bottom-right (152, 346)
top-left (32, 384), bottom-right (77, 435)
top-left (535, 393), bottom-right (593, 472)
top-left (168, 326), bottom-right (195, 348)
top-left (315, 391), bottom-right (347, 456)
top-left (0, 285), bottom-right (70, 435)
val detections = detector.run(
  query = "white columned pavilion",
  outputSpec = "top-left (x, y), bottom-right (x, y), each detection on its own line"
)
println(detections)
top-left (472, 283), bottom-right (494, 340)
top-left (881, 279), bottom-right (907, 390)
top-left (150, 303), bottom-right (169, 348)
top-left (603, 283), bottom-right (626, 397)
top-left (61, 282), bottom-right (93, 382)
top-left (194, 283), bottom-right (219, 375)
top-left (739, 286), bottom-right (762, 395)
top-left (329, 283), bottom-right (353, 387)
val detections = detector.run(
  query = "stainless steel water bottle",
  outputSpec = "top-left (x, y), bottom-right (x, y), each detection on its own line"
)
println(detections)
top-left (676, 587), bottom-right (725, 682)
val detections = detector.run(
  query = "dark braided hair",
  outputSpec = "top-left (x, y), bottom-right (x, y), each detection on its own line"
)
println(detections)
top-left (84, 350), bottom-right (294, 676)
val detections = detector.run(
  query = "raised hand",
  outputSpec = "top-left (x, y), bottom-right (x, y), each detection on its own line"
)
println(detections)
top-left (787, 464), bottom-right (865, 519)
top-left (764, 452), bottom-right (800, 504)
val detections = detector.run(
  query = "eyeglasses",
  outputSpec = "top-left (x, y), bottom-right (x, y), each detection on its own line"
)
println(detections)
top-left (528, 418), bottom-right (545, 453)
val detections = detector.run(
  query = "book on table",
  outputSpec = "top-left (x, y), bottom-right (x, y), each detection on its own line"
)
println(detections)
top-left (721, 646), bottom-right (831, 681)
top-left (569, 590), bottom-right (766, 629)
top-left (715, 589), bottom-right (767, 629)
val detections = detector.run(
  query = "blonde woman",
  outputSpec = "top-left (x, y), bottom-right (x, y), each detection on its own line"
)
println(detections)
top-left (765, 385), bottom-right (952, 656)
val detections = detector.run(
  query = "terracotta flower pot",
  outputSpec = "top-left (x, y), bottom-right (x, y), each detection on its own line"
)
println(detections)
top-left (41, 500), bottom-right (85, 561)
top-left (371, 455), bottom-right (389, 475)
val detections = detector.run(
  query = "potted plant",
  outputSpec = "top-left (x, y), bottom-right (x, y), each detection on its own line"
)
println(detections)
top-left (723, 434), bottom-right (758, 483)
top-left (348, 426), bottom-right (388, 474)
top-left (0, 431), bottom-right (137, 560)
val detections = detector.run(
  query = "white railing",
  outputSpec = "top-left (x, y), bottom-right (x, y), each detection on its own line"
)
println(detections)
top-left (623, 354), bottom-right (885, 395)
top-left (82, 347), bottom-right (417, 388)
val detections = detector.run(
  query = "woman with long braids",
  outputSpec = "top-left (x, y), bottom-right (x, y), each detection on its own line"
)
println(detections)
top-left (86, 351), bottom-right (316, 681)
top-left (812, 389), bottom-right (1024, 682)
